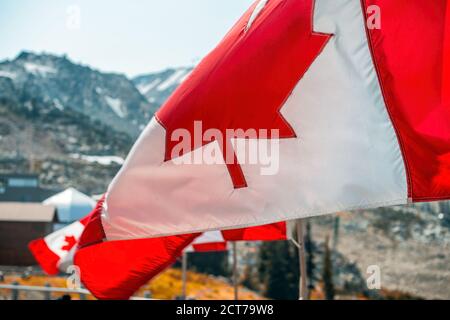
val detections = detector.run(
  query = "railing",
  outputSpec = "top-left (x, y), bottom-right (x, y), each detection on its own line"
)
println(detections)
top-left (0, 283), bottom-right (153, 300)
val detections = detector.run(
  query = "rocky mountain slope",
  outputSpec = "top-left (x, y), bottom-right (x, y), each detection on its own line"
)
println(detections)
top-left (0, 51), bottom-right (168, 194)
top-left (0, 96), bottom-right (132, 194)
top-left (133, 67), bottom-right (193, 106)
top-left (0, 53), bottom-right (196, 193)
top-left (0, 52), bottom-right (158, 137)
top-left (311, 204), bottom-right (450, 299)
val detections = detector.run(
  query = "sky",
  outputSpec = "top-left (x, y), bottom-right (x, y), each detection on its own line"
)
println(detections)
top-left (0, 0), bottom-right (255, 77)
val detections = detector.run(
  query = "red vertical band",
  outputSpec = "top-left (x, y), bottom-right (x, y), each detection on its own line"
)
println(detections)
top-left (363, 0), bottom-right (450, 201)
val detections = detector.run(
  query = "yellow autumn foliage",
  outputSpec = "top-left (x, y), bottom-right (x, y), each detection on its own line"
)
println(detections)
top-left (1, 268), bottom-right (264, 300)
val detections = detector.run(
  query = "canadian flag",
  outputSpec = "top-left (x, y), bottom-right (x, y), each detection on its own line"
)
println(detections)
top-left (186, 221), bottom-right (292, 252)
top-left (185, 231), bottom-right (228, 253)
top-left (76, 0), bottom-right (449, 298)
top-left (29, 217), bottom-right (89, 275)
top-left (91, 0), bottom-right (450, 241)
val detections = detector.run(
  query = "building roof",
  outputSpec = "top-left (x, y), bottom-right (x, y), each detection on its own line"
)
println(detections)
top-left (0, 202), bottom-right (57, 222)
top-left (0, 173), bottom-right (58, 203)
top-left (43, 187), bottom-right (95, 223)
top-left (0, 173), bottom-right (39, 179)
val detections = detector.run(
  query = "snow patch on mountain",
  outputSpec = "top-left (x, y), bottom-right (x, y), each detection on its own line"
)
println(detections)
top-left (53, 98), bottom-right (65, 111)
top-left (24, 62), bottom-right (57, 76)
top-left (105, 96), bottom-right (126, 118)
top-left (156, 68), bottom-right (190, 91)
top-left (0, 70), bottom-right (17, 80)
top-left (132, 66), bottom-right (193, 106)
top-left (70, 154), bottom-right (125, 166)
top-left (137, 78), bottom-right (161, 95)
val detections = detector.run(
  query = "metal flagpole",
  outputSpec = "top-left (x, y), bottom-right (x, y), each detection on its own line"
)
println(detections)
top-left (181, 251), bottom-right (187, 299)
top-left (296, 219), bottom-right (309, 300)
top-left (232, 242), bottom-right (239, 300)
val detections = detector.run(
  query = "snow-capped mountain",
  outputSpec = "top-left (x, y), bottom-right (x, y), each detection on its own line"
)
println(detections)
top-left (133, 67), bottom-right (193, 107)
top-left (0, 51), bottom-right (158, 137)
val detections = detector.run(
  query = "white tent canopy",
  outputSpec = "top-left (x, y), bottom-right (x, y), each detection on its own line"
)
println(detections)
top-left (43, 187), bottom-right (96, 223)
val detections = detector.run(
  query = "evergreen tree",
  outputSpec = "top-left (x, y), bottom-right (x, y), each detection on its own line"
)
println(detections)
top-left (188, 251), bottom-right (229, 277)
top-left (332, 216), bottom-right (340, 250)
top-left (258, 241), bottom-right (299, 300)
top-left (241, 265), bottom-right (259, 291)
top-left (439, 201), bottom-right (450, 228)
top-left (304, 220), bottom-right (315, 293)
top-left (322, 237), bottom-right (335, 300)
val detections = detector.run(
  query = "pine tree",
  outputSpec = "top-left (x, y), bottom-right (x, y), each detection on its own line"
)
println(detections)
top-left (241, 265), bottom-right (259, 291)
top-left (332, 216), bottom-right (340, 250)
top-left (258, 241), bottom-right (299, 300)
top-left (305, 220), bottom-right (315, 292)
top-left (322, 237), bottom-right (335, 300)
top-left (188, 251), bottom-right (229, 277)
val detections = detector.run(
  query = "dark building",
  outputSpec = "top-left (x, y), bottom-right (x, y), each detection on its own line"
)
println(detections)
top-left (0, 173), bottom-right (58, 203)
top-left (0, 203), bottom-right (57, 266)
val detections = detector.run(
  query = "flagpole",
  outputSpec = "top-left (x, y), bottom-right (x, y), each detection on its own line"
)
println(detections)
top-left (296, 219), bottom-right (309, 300)
top-left (232, 242), bottom-right (239, 300)
top-left (181, 251), bottom-right (187, 299)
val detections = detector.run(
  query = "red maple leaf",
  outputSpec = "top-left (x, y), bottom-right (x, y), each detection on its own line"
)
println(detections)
top-left (156, 0), bottom-right (332, 188)
top-left (61, 235), bottom-right (77, 251)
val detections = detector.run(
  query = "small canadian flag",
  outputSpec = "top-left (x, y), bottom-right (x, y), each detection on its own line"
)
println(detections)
top-left (185, 232), bottom-right (228, 253)
top-left (28, 217), bottom-right (89, 275)
top-left (185, 221), bottom-right (293, 253)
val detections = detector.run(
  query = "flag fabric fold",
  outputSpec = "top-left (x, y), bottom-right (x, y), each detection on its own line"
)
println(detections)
top-left (74, 232), bottom-right (198, 300)
top-left (74, 218), bottom-right (288, 299)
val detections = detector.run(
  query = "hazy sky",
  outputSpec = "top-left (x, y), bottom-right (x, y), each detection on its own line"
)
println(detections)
top-left (0, 0), bottom-right (254, 77)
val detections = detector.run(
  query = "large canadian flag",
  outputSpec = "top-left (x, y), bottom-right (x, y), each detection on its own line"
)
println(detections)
top-left (75, 0), bottom-right (449, 298)
top-left (93, 0), bottom-right (450, 241)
